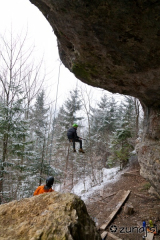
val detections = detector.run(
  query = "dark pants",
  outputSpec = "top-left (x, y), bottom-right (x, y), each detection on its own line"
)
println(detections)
top-left (69, 138), bottom-right (82, 149)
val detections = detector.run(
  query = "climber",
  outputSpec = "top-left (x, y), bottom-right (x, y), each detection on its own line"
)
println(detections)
top-left (67, 123), bottom-right (85, 153)
top-left (33, 176), bottom-right (54, 196)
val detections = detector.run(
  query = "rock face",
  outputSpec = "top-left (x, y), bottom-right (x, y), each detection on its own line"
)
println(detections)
top-left (29, 0), bottom-right (160, 194)
top-left (0, 192), bottom-right (101, 240)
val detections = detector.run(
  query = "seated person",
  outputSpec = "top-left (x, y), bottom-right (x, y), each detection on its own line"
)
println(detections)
top-left (33, 176), bottom-right (54, 196)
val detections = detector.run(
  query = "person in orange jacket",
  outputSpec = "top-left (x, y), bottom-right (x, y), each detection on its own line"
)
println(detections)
top-left (33, 176), bottom-right (54, 196)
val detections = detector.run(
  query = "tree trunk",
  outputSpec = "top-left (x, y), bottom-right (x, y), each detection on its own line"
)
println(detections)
top-left (0, 133), bottom-right (9, 204)
top-left (39, 138), bottom-right (46, 186)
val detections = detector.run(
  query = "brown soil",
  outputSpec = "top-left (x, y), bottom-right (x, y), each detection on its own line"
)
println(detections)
top-left (86, 164), bottom-right (160, 240)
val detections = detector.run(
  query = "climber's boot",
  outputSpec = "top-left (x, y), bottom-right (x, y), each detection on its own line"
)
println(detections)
top-left (79, 148), bottom-right (85, 153)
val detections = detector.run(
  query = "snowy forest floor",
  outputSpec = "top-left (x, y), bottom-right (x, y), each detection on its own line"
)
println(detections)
top-left (85, 164), bottom-right (160, 240)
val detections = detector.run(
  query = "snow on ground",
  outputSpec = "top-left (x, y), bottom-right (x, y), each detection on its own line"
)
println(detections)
top-left (55, 166), bottom-right (129, 202)
top-left (72, 166), bottom-right (122, 202)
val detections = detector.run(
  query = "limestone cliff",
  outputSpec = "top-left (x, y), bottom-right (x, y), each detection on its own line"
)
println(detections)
top-left (0, 192), bottom-right (101, 240)
top-left (29, 0), bottom-right (160, 194)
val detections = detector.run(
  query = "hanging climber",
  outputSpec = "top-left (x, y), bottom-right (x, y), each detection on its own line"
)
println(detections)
top-left (67, 124), bottom-right (85, 153)
top-left (33, 176), bottom-right (54, 196)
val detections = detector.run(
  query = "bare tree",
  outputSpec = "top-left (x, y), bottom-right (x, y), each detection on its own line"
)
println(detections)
top-left (79, 86), bottom-right (99, 186)
top-left (0, 29), bottom-right (46, 203)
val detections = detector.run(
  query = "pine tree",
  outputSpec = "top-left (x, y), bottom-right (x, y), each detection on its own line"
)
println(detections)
top-left (60, 89), bottom-right (83, 128)
top-left (109, 128), bottom-right (133, 169)
top-left (119, 96), bottom-right (137, 133)
top-left (51, 89), bottom-right (83, 184)
top-left (88, 95), bottom-right (118, 162)
top-left (0, 91), bottom-right (34, 202)
top-left (108, 96), bottom-right (138, 169)
top-left (30, 90), bottom-right (51, 186)
top-left (54, 88), bottom-right (83, 146)
top-left (91, 95), bottom-right (118, 136)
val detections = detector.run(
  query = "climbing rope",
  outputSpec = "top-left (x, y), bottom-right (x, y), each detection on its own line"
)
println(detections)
top-left (48, 61), bottom-right (61, 170)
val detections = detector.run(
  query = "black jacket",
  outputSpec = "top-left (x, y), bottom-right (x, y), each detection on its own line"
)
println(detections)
top-left (67, 127), bottom-right (79, 140)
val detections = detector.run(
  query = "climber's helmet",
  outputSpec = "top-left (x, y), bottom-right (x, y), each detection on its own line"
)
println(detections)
top-left (72, 123), bottom-right (78, 128)
top-left (46, 176), bottom-right (54, 188)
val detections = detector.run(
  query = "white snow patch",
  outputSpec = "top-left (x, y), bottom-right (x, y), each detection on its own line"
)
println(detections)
top-left (54, 166), bottom-right (130, 203)
top-left (71, 166), bottom-right (121, 202)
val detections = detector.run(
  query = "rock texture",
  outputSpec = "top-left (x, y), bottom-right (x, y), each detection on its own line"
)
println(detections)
top-left (29, 0), bottom-right (160, 194)
top-left (0, 192), bottom-right (101, 240)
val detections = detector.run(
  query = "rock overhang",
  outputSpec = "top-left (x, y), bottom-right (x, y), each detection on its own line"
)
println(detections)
top-left (30, 0), bottom-right (160, 108)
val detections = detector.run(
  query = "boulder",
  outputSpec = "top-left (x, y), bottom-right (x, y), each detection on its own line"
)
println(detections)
top-left (0, 192), bottom-right (101, 240)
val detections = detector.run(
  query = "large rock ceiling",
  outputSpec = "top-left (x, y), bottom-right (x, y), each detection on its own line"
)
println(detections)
top-left (29, 0), bottom-right (160, 108)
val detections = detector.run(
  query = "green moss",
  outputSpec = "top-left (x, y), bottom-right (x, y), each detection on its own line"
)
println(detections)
top-left (140, 182), bottom-right (151, 191)
top-left (72, 62), bottom-right (98, 86)
top-left (72, 63), bottom-right (90, 80)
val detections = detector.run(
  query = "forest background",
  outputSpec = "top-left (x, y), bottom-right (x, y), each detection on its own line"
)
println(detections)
top-left (0, 27), bottom-right (143, 204)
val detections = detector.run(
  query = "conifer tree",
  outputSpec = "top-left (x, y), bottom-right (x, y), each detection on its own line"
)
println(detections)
top-left (109, 128), bottom-right (133, 169)
top-left (91, 95), bottom-right (118, 136)
top-left (31, 90), bottom-right (51, 186)
top-left (118, 96), bottom-right (139, 143)
top-left (89, 95), bottom-right (118, 159)
top-left (0, 90), bottom-right (33, 202)
top-left (54, 88), bottom-right (83, 146)
top-left (108, 96), bottom-right (138, 169)
top-left (51, 89), bottom-right (83, 184)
